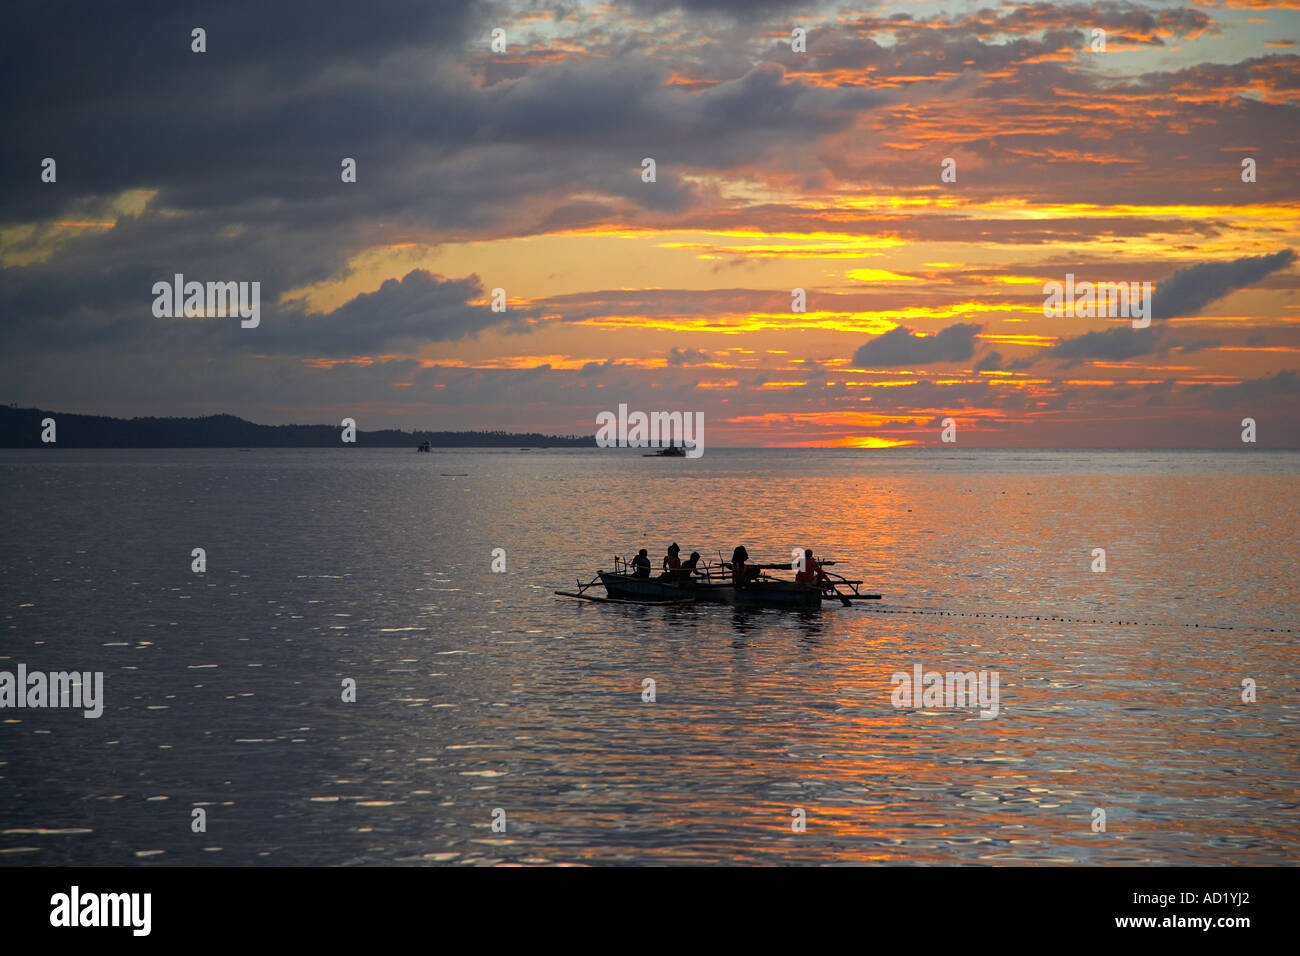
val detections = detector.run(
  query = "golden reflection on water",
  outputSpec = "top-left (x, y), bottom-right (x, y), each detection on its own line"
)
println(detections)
top-left (473, 450), bottom-right (1298, 864)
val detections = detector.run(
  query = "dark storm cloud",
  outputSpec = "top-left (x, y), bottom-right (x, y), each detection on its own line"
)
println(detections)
top-left (0, 0), bottom-right (482, 220)
top-left (1151, 250), bottom-right (1297, 320)
top-left (1050, 327), bottom-right (1162, 363)
top-left (536, 201), bottom-right (619, 231)
top-left (0, 258), bottom-right (525, 357)
top-left (668, 347), bottom-right (711, 365)
top-left (471, 58), bottom-right (882, 174)
top-left (850, 323), bottom-right (981, 367)
top-left (0, 11), bottom-right (880, 360)
top-left (1045, 326), bottom-right (1216, 365)
top-left (963, 2), bottom-right (1215, 43)
top-left (1201, 369), bottom-right (1299, 404)
top-left (0, 43), bottom-right (881, 348)
top-left (1, 22), bottom-right (877, 225)
top-left (249, 269), bottom-right (530, 356)
top-left (0, 0), bottom-right (477, 99)
top-left (580, 358), bottom-right (621, 376)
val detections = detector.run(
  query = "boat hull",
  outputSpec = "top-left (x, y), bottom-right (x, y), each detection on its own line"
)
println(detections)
top-left (594, 573), bottom-right (830, 610)
top-left (725, 581), bottom-right (823, 610)
top-left (597, 572), bottom-right (730, 603)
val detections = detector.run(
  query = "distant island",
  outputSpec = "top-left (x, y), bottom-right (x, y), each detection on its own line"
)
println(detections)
top-left (0, 406), bottom-right (593, 448)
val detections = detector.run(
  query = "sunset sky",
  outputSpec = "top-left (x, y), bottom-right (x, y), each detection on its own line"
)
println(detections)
top-left (2, 0), bottom-right (1298, 446)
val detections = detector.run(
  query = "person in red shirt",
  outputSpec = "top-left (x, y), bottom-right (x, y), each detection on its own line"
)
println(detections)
top-left (795, 549), bottom-right (829, 585)
top-left (661, 542), bottom-right (681, 573)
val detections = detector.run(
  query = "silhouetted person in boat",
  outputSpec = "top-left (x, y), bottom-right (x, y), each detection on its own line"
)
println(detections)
top-left (661, 542), bottom-right (681, 574)
top-left (681, 551), bottom-right (701, 576)
top-left (730, 545), bottom-right (761, 586)
top-left (631, 549), bottom-right (652, 578)
top-left (795, 549), bottom-right (830, 587)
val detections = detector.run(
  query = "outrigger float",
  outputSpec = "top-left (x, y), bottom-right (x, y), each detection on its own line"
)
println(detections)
top-left (555, 556), bottom-right (881, 610)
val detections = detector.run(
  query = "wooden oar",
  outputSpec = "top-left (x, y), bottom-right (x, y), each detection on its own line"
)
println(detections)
top-left (821, 574), bottom-right (852, 607)
top-left (770, 558), bottom-right (851, 606)
top-left (823, 568), bottom-right (883, 603)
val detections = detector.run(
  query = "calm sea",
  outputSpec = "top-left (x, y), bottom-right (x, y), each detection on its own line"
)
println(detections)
top-left (1, 448), bottom-right (1297, 865)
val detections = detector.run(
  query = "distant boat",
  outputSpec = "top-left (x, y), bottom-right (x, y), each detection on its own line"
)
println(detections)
top-left (644, 444), bottom-right (688, 458)
top-left (417, 441), bottom-right (432, 453)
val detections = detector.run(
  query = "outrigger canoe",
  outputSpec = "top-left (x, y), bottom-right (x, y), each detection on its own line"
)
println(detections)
top-left (556, 555), bottom-right (881, 610)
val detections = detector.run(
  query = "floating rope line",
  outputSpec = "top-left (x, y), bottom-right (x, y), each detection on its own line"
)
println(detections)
top-left (857, 604), bottom-right (1298, 634)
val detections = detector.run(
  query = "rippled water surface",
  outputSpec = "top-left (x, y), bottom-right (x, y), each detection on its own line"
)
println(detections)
top-left (1, 448), bottom-right (1297, 865)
